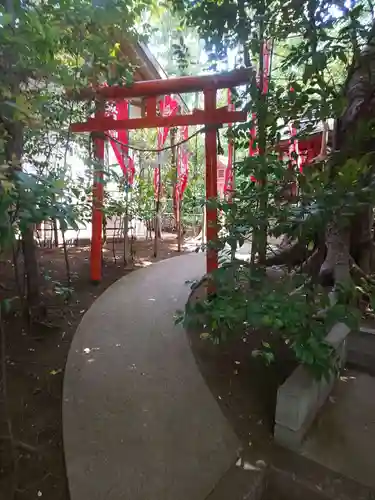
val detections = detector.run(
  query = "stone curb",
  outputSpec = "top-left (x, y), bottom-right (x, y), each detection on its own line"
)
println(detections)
top-left (274, 322), bottom-right (350, 450)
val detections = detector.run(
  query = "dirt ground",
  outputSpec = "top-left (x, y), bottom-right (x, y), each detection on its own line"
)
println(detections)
top-left (186, 276), bottom-right (298, 453)
top-left (186, 285), bottom-right (375, 499)
top-left (187, 323), bottom-right (297, 451)
top-left (186, 293), bottom-right (375, 456)
top-left (0, 234), bottom-right (183, 500)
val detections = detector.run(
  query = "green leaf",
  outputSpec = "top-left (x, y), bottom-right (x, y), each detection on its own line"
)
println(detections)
top-left (1, 299), bottom-right (11, 314)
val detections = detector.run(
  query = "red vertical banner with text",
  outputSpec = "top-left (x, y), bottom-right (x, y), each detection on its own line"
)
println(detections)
top-left (108, 100), bottom-right (136, 187)
top-left (154, 95), bottom-right (179, 199)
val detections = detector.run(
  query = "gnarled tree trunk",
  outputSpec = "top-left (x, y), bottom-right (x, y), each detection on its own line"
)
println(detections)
top-left (320, 220), bottom-right (351, 286)
top-left (320, 22), bottom-right (375, 287)
top-left (350, 206), bottom-right (374, 274)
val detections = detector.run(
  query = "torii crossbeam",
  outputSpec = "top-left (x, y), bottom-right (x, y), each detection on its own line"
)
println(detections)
top-left (70, 68), bottom-right (250, 282)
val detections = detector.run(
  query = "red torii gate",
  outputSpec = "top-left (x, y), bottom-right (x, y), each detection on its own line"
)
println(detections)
top-left (70, 68), bottom-right (250, 282)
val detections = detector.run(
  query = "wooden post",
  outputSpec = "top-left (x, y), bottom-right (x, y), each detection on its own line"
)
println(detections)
top-left (123, 186), bottom-right (129, 266)
top-left (153, 157), bottom-right (161, 258)
top-left (204, 89), bottom-right (218, 274)
top-left (170, 127), bottom-right (180, 252)
top-left (177, 199), bottom-right (181, 252)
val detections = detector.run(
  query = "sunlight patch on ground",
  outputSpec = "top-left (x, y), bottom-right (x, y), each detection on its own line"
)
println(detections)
top-left (138, 259), bottom-right (153, 267)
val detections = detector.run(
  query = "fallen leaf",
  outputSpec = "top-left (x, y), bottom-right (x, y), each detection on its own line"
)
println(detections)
top-left (236, 458), bottom-right (260, 471)
top-left (49, 369), bottom-right (62, 376)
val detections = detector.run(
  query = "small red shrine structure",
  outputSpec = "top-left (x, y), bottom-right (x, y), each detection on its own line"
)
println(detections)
top-left (277, 125), bottom-right (332, 169)
top-left (70, 68), bottom-right (250, 282)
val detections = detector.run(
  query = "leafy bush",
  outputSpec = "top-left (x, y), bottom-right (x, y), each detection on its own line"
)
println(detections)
top-left (179, 264), bottom-right (359, 380)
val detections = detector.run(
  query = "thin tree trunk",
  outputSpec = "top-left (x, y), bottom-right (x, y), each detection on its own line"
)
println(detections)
top-left (52, 218), bottom-right (59, 247)
top-left (12, 239), bottom-right (24, 311)
top-left (6, 113), bottom-right (40, 306)
top-left (0, 307), bottom-right (18, 500)
top-left (61, 230), bottom-right (71, 287)
top-left (112, 218), bottom-right (117, 262)
top-left (21, 226), bottom-right (39, 306)
top-left (8, 122), bottom-right (40, 305)
top-left (250, 200), bottom-right (259, 267)
top-left (154, 157), bottom-right (162, 258)
top-left (123, 213), bottom-right (129, 265)
top-left (170, 128), bottom-right (181, 251)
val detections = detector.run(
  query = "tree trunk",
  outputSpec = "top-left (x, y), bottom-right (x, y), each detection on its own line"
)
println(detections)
top-left (22, 226), bottom-right (39, 306)
top-left (52, 218), bottom-right (59, 247)
top-left (320, 209), bottom-right (374, 287)
top-left (6, 117), bottom-right (40, 306)
top-left (319, 21), bottom-right (375, 286)
top-left (350, 206), bottom-right (373, 274)
top-left (123, 213), bottom-right (129, 265)
top-left (171, 128), bottom-right (178, 231)
top-left (153, 164), bottom-right (162, 257)
top-left (320, 220), bottom-right (351, 286)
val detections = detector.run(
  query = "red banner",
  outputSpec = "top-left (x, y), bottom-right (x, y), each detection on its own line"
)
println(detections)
top-left (248, 40), bottom-right (272, 159)
top-left (107, 100), bottom-right (135, 186)
top-left (158, 95), bottom-right (179, 146)
top-left (124, 154), bottom-right (135, 186)
top-left (154, 95), bottom-right (179, 199)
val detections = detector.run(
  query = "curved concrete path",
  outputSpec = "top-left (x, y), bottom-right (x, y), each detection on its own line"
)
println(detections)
top-left (63, 253), bottom-right (239, 500)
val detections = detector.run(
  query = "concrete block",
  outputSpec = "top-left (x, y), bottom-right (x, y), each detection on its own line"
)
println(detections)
top-left (326, 322), bottom-right (350, 347)
top-left (347, 329), bottom-right (375, 376)
top-left (274, 422), bottom-right (309, 451)
top-left (274, 323), bottom-right (350, 450)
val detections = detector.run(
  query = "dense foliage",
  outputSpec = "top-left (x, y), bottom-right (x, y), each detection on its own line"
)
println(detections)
top-left (1, 0), bottom-right (375, 378)
top-left (173, 0), bottom-right (375, 378)
top-left (0, 0), bottom-right (207, 308)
